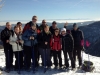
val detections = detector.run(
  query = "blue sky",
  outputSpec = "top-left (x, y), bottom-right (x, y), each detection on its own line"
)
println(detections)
top-left (0, 0), bottom-right (100, 22)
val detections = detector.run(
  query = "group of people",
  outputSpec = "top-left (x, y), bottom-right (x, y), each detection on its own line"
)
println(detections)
top-left (0, 15), bottom-right (84, 73)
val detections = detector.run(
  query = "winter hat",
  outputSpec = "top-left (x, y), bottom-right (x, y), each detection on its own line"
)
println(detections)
top-left (73, 23), bottom-right (77, 27)
top-left (61, 28), bottom-right (66, 32)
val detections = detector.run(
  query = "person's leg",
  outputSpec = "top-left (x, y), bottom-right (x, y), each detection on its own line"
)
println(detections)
top-left (73, 47), bottom-right (77, 66)
top-left (14, 52), bottom-right (18, 70)
top-left (46, 49), bottom-right (52, 67)
top-left (39, 48), bottom-right (44, 66)
top-left (24, 46), bottom-right (31, 69)
top-left (34, 44), bottom-right (39, 68)
top-left (58, 50), bottom-right (62, 67)
top-left (52, 50), bottom-right (58, 67)
top-left (77, 48), bottom-right (82, 66)
top-left (9, 45), bottom-right (13, 67)
top-left (68, 51), bottom-right (75, 68)
top-left (19, 51), bottom-right (23, 69)
top-left (63, 51), bottom-right (69, 68)
top-left (3, 44), bottom-right (10, 69)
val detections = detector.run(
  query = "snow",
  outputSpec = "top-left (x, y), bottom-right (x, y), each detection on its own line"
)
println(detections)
top-left (0, 49), bottom-right (100, 75)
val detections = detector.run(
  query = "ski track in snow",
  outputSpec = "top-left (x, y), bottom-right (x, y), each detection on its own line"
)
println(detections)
top-left (0, 49), bottom-right (100, 75)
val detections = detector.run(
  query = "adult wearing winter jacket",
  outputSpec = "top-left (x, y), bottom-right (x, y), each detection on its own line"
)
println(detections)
top-left (71, 23), bottom-right (84, 68)
top-left (50, 28), bottom-right (62, 69)
top-left (39, 19), bottom-right (47, 32)
top-left (38, 25), bottom-right (52, 69)
top-left (23, 15), bottom-right (39, 33)
top-left (49, 21), bottom-right (58, 35)
top-left (61, 28), bottom-right (75, 70)
top-left (22, 24), bottom-right (38, 71)
top-left (9, 26), bottom-right (23, 70)
top-left (1, 22), bottom-right (13, 72)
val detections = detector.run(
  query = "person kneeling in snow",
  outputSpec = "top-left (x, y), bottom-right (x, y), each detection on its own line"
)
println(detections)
top-left (50, 28), bottom-right (62, 69)
top-left (9, 26), bottom-right (23, 70)
top-left (61, 28), bottom-right (75, 70)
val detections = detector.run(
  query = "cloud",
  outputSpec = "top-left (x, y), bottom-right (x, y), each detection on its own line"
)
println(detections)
top-left (70, 0), bottom-right (84, 8)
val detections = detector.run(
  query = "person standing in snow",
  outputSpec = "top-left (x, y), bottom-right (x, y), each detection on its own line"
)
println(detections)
top-left (50, 28), bottom-right (62, 69)
top-left (61, 28), bottom-right (75, 70)
top-left (38, 25), bottom-right (52, 69)
top-left (1, 22), bottom-right (13, 72)
top-left (9, 26), bottom-right (23, 70)
top-left (22, 24), bottom-right (38, 71)
top-left (71, 23), bottom-right (84, 68)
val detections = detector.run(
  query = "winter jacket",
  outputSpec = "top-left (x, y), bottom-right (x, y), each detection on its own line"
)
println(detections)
top-left (23, 21), bottom-right (39, 33)
top-left (1, 27), bottom-right (13, 44)
top-left (71, 29), bottom-right (84, 47)
top-left (37, 31), bottom-right (52, 49)
top-left (39, 24), bottom-right (47, 32)
top-left (9, 32), bottom-right (23, 52)
top-left (61, 34), bottom-right (74, 52)
top-left (22, 28), bottom-right (38, 47)
top-left (50, 34), bottom-right (62, 51)
top-left (49, 26), bottom-right (58, 35)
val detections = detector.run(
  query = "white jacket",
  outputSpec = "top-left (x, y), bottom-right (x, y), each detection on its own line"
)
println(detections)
top-left (9, 32), bottom-right (23, 52)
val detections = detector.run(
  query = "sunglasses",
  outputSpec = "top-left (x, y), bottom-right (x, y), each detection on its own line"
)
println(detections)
top-left (55, 31), bottom-right (59, 32)
top-left (42, 22), bottom-right (46, 23)
top-left (33, 19), bottom-right (37, 20)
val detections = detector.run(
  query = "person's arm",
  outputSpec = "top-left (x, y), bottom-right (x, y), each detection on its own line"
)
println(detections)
top-left (69, 34), bottom-right (74, 51)
top-left (22, 30), bottom-right (30, 41)
top-left (80, 31), bottom-right (84, 46)
top-left (1, 30), bottom-right (6, 42)
top-left (9, 35), bottom-right (17, 45)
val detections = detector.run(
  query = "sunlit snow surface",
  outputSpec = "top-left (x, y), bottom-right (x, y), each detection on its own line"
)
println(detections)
top-left (0, 49), bottom-right (100, 75)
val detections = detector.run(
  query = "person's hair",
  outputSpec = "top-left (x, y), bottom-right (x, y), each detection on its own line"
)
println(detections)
top-left (6, 22), bottom-right (10, 25)
top-left (14, 26), bottom-right (19, 30)
top-left (73, 23), bottom-right (77, 27)
top-left (44, 25), bottom-right (49, 29)
top-left (42, 19), bottom-right (46, 23)
top-left (32, 15), bottom-right (37, 20)
top-left (17, 22), bottom-right (22, 25)
top-left (54, 28), bottom-right (59, 31)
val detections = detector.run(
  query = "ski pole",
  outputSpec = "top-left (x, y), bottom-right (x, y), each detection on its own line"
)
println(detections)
top-left (17, 43), bottom-right (20, 74)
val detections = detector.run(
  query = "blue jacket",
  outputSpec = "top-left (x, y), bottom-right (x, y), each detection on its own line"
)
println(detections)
top-left (22, 28), bottom-right (38, 46)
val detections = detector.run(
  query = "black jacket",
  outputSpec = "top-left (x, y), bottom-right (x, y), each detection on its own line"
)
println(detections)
top-left (37, 31), bottom-right (52, 49)
top-left (49, 26), bottom-right (58, 35)
top-left (61, 34), bottom-right (74, 52)
top-left (1, 27), bottom-right (13, 44)
top-left (71, 29), bottom-right (84, 47)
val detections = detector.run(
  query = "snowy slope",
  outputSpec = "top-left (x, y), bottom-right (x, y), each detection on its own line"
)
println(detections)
top-left (0, 49), bottom-right (100, 75)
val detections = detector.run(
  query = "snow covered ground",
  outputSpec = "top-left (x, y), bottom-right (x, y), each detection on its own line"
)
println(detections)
top-left (0, 49), bottom-right (100, 75)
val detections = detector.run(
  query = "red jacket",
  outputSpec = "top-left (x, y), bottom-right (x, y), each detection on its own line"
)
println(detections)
top-left (50, 35), bottom-right (62, 51)
top-left (23, 21), bottom-right (40, 34)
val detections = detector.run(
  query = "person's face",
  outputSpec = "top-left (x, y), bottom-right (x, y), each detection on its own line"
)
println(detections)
top-left (31, 26), bottom-right (36, 30)
top-left (32, 18), bottom-right (37, 23)
top-left (6, 23), bottom-right (12, 30)
top-left (74, 26), bottom-right (78, 30)
top-left (55, 30), bottom-right (59, 36)
top-left (52, 23), bottom-right (57, 28)
top-left (15, 28), bottom-right (19, 34)
top-left (42, 21), bottom-right (46, 25)
top-left (17, 23), bottom-right (22, 27)
top-left (61, 31), bottom-right (66, 35)
top-left (44, 27), bottom-right (49, 32)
